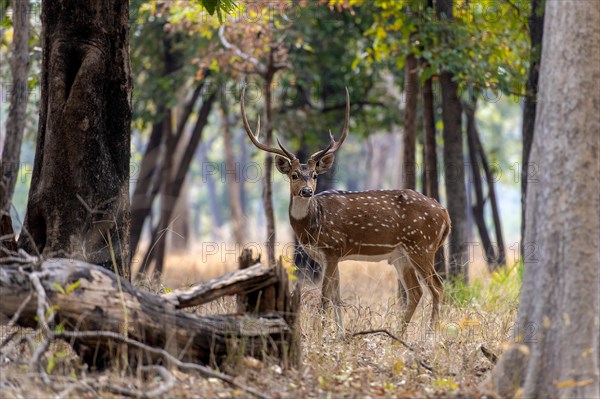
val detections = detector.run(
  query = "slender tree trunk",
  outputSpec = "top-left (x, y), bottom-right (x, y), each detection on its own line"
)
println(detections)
top-left (138, 92), bottom-right (216, 278)
top-left (130, 83), bottom-right (204, 257)
top-left (422, 75), bottom-right (445, 277)
top-left (439, 73), bottom-right (468, 282)
top-left (262, 72), bottom-right (277, 266)
top-left (18, 0), bottom-right (131, 278)
top-left (221, 97), bottom-right (245, 245)
top-left (130, 118), bottom-right (164, 257)
top-left (520, 0), bottom-right (545, 260)
top-left (465, 103), bottom-right (496, 266)
top-left (152, 112), bottom-right (175, 275)
top-left (401, 54), bottom-right (418, 189)
top-left (1, 0), bottom-right (30, 213)
top-left (170, 179), bottom-right (190, 251)
top-left (469, 103), bottom-right (505, 267)
top-left (488, 2), bottom-right (599, 397)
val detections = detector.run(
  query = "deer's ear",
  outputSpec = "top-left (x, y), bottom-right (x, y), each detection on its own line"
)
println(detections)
top-left (315, 153), bottom-right (335, 174)
top-left (275, 156), bottom-right (292, 174)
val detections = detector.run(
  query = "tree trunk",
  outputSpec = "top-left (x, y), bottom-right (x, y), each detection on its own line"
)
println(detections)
top-left (465, 103), bottom-right (496, 267)
top-left (18, 0), bottom-right (131, 279)
top-left (520, 0), bottom-right (545, 260)
top-left (263, 73), bottom-right (276, 266)
top-left (130, 118), bottom-right (164, 258)
top-left (421, 75), bottom-right (445, 276)
top-left (439, 72), bottom-right (468, 282)
top-left (137, 92), bottom-right (216, 278)
top-left (170, 180), bottom-right (190, 251)
top-left (487, 2), bottom-right (599, 397)
top-left (152, 112), bottom-right (175, 276)
top-left (130, 82), bottom-right (205, 257)
top-left (436, 0), bottom-right (469, 282)
top-left (221, 97), bottom-right (246, 245)
top-left (401, 54), bottom-right (418, 190)
top-left (469, 103), bottom-right (505, 267)
top-left (1, 0), bottom-right (30, 214)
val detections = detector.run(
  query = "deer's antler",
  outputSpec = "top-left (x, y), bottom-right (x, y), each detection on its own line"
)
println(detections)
top-left (310, 87), bottom-right (350, 162)
top-left (241, 85), bottom-right (296, 160)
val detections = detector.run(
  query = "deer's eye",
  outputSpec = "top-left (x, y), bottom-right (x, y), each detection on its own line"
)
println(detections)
top-left (312, 173), bottom-right (318, 179)
top-left (291, 173), bottom-right (299, 180)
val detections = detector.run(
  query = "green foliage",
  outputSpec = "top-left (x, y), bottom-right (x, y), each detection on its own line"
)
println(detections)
top-left (444, 263), bottom-right (522, 311)
top-left (356, 0), bottom-right (530, 97)
top-left (198, 0), bottom-right (237, 22)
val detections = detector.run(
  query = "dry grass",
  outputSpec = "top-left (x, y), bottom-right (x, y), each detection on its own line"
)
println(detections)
top-left (1, 250), bottom-right (520, 398)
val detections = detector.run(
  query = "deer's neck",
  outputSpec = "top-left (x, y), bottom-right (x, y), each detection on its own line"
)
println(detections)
top-left (289, 196), bottom-right (313, 221)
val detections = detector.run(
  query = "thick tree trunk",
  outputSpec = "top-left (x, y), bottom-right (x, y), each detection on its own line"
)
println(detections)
top-left (401, 54), bottom-right (418, 190)
top-left (520, 0), bottom-right (545, 260)
top-left (18, 0), bottom-right (131, 279)
top-left (487, 2), bottom-right (599, 397)
top-left (221, 98), bottom-right (246, 245)
top-left (1, 0), bottom-right (30, 213)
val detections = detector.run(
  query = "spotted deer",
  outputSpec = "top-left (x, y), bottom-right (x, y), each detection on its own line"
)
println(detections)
top-left (241, 88), bottom-right (451, 338)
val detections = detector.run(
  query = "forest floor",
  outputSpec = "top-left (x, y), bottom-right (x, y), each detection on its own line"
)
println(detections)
top-left (0, 254), bottom-right (520, 398)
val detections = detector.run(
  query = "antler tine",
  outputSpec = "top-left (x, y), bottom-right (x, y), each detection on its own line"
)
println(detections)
top-left (310, 88), bottom-right (351, 161)
top-left (276, 137), bottom-right (296, 160)
top-left (241, 86), bottom-right (296, 160)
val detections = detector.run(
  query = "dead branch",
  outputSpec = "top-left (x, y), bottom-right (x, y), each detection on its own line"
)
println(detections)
top-left (352, 329), bottom-right (434, 373)
top-left (163, 263), bottom-right (277, 309)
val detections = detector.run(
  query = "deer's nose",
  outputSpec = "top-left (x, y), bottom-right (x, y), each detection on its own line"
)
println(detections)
top-left (300, 187), bottom-right (313, 197)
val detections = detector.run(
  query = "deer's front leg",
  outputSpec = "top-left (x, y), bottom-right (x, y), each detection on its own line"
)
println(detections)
top-left (321, 259), bottom-right (345, 340)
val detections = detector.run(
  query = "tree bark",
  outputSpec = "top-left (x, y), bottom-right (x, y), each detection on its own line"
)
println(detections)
top-left (520, 0), bottom-right (545, 260)
top-left (1, 0), bottom-right (30, 214)
top-left (401, 54), bottom-right (418, 190)
top-left (221, 97), bottom-right (246, 245)
top-left (17, 0), bottom-right (131, 279)
top-left (487, 2), bottom-right (599, 397)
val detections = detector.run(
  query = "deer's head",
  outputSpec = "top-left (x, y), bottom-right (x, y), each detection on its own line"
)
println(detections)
top-left (241, 87), bottom-right (350, 199)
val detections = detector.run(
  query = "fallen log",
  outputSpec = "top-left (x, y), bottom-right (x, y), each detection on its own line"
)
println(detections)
top-left (0, 258), bottom-right (299, 369)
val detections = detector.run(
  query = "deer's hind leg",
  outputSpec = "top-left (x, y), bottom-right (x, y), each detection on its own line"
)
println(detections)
top-left (407, 252), bottom-right (443, 327)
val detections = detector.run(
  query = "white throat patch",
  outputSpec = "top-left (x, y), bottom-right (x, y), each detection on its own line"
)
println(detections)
top-left (290, 196), bottom-right (311, 220)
